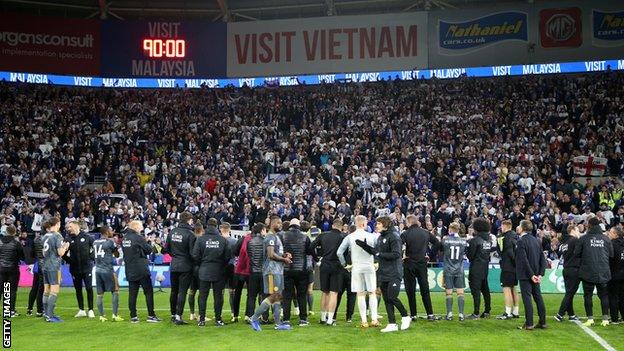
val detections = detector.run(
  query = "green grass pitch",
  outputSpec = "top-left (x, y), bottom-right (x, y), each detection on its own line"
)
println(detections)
top-left (7, 288), bottom-right (624, 350)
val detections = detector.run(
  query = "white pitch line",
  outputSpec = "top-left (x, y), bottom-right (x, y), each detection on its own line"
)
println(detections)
top-left (573, 320), bottom-right (617, 351)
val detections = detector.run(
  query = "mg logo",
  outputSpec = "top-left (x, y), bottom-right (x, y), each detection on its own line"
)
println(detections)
top-left (540, 7), bottom-right (582, 48)
top-left (545, 14), bottom-right (575, 41)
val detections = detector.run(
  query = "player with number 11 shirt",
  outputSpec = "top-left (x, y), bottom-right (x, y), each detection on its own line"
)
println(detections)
top-left (442, 223), bottom-right (468, 321)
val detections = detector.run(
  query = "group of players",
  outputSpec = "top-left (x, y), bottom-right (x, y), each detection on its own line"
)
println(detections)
top-left (3, 211), bottom-right (623, 333)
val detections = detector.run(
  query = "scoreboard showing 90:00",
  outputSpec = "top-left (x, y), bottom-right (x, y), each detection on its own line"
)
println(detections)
top-left (101, 20), bottom-right (226, 78)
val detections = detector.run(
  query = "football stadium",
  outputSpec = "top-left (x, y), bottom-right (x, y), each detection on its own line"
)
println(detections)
top-left (0, 0), bottom-right (623, 350)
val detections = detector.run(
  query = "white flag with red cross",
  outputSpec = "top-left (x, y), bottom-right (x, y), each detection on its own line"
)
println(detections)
top-left (573, 155), bottom-right (607, 176)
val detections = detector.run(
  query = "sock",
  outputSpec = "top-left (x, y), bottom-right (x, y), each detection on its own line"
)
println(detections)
top-left (369, 294), bottom-right (378, 321)
top-left (446, 296), bottom-right (453, 315)
top-left (321, 311), bottom-right (327, 321)
top-left (458, 296), bottom-right (465, 315)
top-left (512, 306), bottom-right (519, 316)
top-left (188, 293), bottom-right (195, 314)
top-left (112, 292), bottom-right (119, 316)
top-left (229, 291), bottom-right (235, 316)
top-left (47, 294), bottom-right (57, 318)
top-left (252, 300), bottom-right (271, 322)
top-left (357, 296), bottom-right (368, 323)
top-left (97, 295), bottom-right (104, 316)
top-left (307, 293), bottom-right (314, 311)
top-left (43, 293), bottom-right (49, 315)
top-left (327, 312), bottom-right (334, 324)
top-left (505, 306), bottom-right (512, 315)
top-left (272, 302), bottom-right (282, 325)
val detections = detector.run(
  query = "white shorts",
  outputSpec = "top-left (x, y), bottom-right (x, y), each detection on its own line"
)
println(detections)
top-left (351, 271), bottom-right (377, 293)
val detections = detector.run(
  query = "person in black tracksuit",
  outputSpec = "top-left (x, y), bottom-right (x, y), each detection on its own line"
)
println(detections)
top-left (311, 219), bottom-right (346, 325)
top-left (515, 220), bottom-right (547, 330)
top-left (27, 232), bottom-right (45, 316)
top-left (165, 212), bottom-right (196, 324)
top-left (607, 226), bottom-right (624, 323)
top-left (64, 221), bottom-right (95, 316)
top-left (555, 224), bottom-right (581, 321)
top-left (280, 221), bottom-right (314, 325)
top-left (466, 218), bottom-right (493, 319)
top-left (497, 221), bottom-right (519, 319)
top-left (192, 220), bottom-right (231, 326)
top-left (574, 217), bottom-right (614, 325)
top-left (335, 226), bottom-right (356, 322)
top-left (401, 215), bottom-right (440, 320)
top-left (244, 223), bottom-right (267, 320)
top-left (122, 221), bottom-right (160, 322)
top-left (357, 217), bottom-right (410, 332)
top-left (0, 226), bottom-right (25, 316)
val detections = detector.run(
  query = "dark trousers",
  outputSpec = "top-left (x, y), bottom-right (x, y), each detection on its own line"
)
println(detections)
top-left (283, 270), bottom-right (309, 322)
top-left (404, 262), bottom-right (433, 316)
top-left (608, 279), bottom-right (624, 322)
top-left (0, 270), bottom-right (19, 312)
top-left (128, 275), bottom-right (155, 318)
top-left (198, 279), bottom-right (225, 321)
top-left (169, 271), bottom-right (192, 316)
top-left (582, 280), bottom-right (609, 319)
top-left (246, 273), bottom-right (264, 318)
top-left (380, 279), bottom-right (408, 324)
top-left (335, 272), bottom-right (356, 320)
top-left (28, 270), bottom-right (44, 313)
top-left (469, 274), bottom-right (491, 315)
top-left (519, 279), bottom-right (546, 327)
top-left (557, 268), bottom-right (580, 317)
top-left (72, 272), bottom-right (94, 311)
top-left (230, 274), bottom-right (247, 317)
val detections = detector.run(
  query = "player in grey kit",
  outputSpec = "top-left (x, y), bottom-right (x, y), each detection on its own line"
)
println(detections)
top-left (41, 217), bottom-right (70, 323)
top-left (93, 226), bottom-right (123, 322)
top-left (249, 216), bottom-right (293, 331)
top-left (442, 223), bottom-right (468, 321)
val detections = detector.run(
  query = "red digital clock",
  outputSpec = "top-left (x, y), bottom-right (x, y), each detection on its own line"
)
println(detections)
top-left (142, 39), bottom-right (186, 58)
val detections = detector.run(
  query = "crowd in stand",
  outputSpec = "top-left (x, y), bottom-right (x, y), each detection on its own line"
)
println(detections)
top-left (0, 71), bottom-right (623, 264)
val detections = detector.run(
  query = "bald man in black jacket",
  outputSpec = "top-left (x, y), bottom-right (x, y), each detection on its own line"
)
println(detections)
top-left (515, 220), bottom-right (547, 330)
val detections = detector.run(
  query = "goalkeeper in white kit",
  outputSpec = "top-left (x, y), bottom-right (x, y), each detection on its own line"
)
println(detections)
top-left (337, 215), bottom-right (380, 328)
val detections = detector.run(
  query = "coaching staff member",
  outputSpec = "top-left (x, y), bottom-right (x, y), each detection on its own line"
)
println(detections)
top-left (466, 217), bottom-right (493, 319)
top-left (575, 217), bottom-right (613, 327)
top-left (515, 220), bottom-right (547, 330)
top-left (65, 221), bottom-right (95, 318)
top-left (166, 211), bottom-right (196, 325)
top-left (555, 224), bottom-right (581, 322)
top-left (192, 218), bottom-right (231, 326)
top-left (281, 218), bottom-right (314, 325)
top-left (401, 215), bottom-right (439, 321)
top-left (122, 220), bottom-right (161, 323)
top-left (0, 225), bottom-right (24, 316)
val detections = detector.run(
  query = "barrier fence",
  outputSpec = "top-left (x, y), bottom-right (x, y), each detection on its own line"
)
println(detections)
top-left (17, 265), bottom-right (578, 294)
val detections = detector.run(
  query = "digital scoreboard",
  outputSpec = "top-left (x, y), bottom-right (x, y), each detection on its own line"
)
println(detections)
top-left (101, 21), bottom-right (226, 78)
